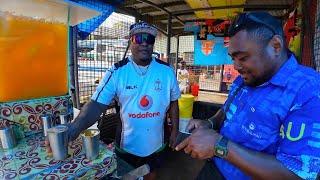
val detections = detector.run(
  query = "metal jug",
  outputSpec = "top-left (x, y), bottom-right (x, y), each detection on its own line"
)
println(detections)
top-left (40, 114), bottom-right (54, 137)
top-left (47, 125), bottom-right (68, 160)
top-left (0, 125), bottom-right (16, 149)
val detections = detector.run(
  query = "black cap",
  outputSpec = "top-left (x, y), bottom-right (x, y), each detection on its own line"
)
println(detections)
top-left (228, 11), bottom-right (283, 37)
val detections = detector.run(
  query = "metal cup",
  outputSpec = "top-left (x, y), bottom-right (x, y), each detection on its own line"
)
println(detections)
top-left (81, 129), bottom-right (100, 160)
top-left (47, 125), bottom-right (68, 160)
top-left (0, 126), bottom-right (16, 149)
top-left (59, 113), bottom-right (70, 125)
top-left (40, 114), bottom-right (53, 137)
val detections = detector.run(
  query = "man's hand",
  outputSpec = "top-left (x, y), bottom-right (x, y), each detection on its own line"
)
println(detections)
top-left (175, 128), bottom-right (220, 159)
top-left (65, 100), bottom-right (107, 142)
top-left (169, 128), bottom-right (178, 149)
top-left (186, 119), bottom-right (211, 133)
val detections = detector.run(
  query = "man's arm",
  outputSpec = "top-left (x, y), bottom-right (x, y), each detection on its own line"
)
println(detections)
top-left (207, 108), bottom-right (225, 130)
top-left (68, 100), bottom-right (108, 141)
top-left (175, 129), bottom-right (301, 180)
top-left (227, 140), bottom-right (301, 180)
top-left (68, 63), bottom-right (117, 141)
top-left (186, 108), bottom-right (225, 132)
top-left (168, 100), bottom-right (179, 148)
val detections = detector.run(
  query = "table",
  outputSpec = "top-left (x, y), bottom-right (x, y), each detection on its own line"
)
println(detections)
top-left (195, 91), bottom-right (227, 105)
top-left (0, 133), bottom-right (116, 179)
top-left (192, 101), bottom-right (222, 120)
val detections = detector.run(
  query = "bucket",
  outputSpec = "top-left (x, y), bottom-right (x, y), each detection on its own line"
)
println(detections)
top-left (191, 84), bottom-right (199, 96)
top-left (178, 94), bottom-right (195, 119)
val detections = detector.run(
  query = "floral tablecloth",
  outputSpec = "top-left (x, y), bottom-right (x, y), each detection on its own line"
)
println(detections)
top-left (0, 95), bottom-right (71, 138)
top-left (0, 133), bottom-right (116, 179)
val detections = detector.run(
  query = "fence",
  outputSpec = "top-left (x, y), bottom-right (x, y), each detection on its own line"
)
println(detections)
top-left (76, 13), bottom-right (135, 104)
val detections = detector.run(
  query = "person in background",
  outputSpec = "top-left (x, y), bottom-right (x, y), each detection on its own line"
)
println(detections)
top-left (177, 61), bottom-right (190, 93)
top-left (224, 68), bottom-right (232, 81)
top-left (176, 11), bottom-right (320, 180)
top-left (68, 21), bottom-right (181, 180)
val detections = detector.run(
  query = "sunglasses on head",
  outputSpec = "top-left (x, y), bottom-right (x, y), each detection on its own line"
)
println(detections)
top-left (131, 33), bottom-right (155, 45)
top-left (229, 13), bottom-right (277, 37)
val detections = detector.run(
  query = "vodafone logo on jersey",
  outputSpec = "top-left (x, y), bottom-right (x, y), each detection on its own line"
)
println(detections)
top-left (128, 95), bottom-right (160, 119)
top-left (138, 95), bottom-right (153, 110)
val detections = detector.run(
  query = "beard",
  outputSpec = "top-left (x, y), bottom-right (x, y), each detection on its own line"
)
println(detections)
top-left (246, 75), bottom-right (270, 87)
top-left (140, 57), bottom-right (152, 62)
top-left (250, 48), bottom-right (276, 86)
top-left (241, 53), bottom-right (275, 87)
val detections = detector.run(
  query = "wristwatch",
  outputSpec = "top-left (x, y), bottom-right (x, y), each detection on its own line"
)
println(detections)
top-left (214, 136), bottom-right (229, 158)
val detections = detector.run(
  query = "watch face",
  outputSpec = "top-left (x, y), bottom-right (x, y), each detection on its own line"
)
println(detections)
top-left (215, 148), bottom-right (226, 157)
top-left (216, 149), bottom-right (225, 156)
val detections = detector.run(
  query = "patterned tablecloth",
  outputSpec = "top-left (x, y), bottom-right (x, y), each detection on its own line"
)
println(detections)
top-left (0, 133), bottom-right (116, 179)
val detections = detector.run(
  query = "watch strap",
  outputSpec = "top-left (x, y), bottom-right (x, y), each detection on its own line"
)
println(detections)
top-left (218, 136), bottom-right (228, 147)
top-left (215, 136), bottom-right (229, 158)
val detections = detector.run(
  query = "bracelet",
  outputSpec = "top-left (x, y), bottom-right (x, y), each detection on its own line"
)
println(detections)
top-left (207, 118), bottom-right (214, 129)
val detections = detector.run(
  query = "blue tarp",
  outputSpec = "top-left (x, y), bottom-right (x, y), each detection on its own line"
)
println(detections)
top-left (69, 0), bottom-right (123, 39)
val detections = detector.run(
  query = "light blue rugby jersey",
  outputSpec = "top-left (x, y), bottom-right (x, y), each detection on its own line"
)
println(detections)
top-left (91, 57), bottom-right (181, 157)
top-left (214, 54), bottom-right (320, 180)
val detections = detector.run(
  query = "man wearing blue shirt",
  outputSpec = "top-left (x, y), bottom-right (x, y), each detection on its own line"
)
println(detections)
top-left (176, 12), bottom-right (320, 180)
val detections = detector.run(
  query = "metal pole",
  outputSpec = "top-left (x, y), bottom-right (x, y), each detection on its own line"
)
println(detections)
top-left (167, 14), bottom-right (172, 65)
top-left (175, 35), bottom-right (180, 74)
top-left (172, 4), bottom-right (290, 16)
top-left (219, 65), bottom-right (224, 92)
top-left (73, 26), bottom-right (81, 109)
top-left (135, 0), bottom-right (184, 25)
top-left (69, 26), bottom-right (76, 108)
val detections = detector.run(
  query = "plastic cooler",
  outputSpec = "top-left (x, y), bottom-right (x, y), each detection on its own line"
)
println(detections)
top-left (178, 94), bottom-right (195, 133)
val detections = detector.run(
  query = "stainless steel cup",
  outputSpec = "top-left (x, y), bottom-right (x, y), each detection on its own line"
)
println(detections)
top-left (40, 114), bottom-right (53, 137)
top-left (47, 125), bottom-right (68, 160)
top-left (59, 113), bottom-right (70, 125)
top-left (81, 129), bottom-right (100, 160)
top-left (0, 126), bottom-right (16, 149)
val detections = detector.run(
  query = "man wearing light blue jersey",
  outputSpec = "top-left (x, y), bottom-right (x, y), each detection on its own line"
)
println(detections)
top-left (176, 11), bottom-right (320, 180)
top-left (68, 22), bottom-right (181, 180)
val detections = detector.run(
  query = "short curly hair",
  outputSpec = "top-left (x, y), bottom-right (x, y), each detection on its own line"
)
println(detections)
top-left (228, 12), bottom-right (285, 47)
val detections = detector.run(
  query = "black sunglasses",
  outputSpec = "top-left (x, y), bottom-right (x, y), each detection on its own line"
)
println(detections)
top-left (229, 13), bottom-right (277, 37)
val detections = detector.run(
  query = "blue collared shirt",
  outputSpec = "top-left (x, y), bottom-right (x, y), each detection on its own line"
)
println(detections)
top-left (214, 54), bottom-right (320, 180)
